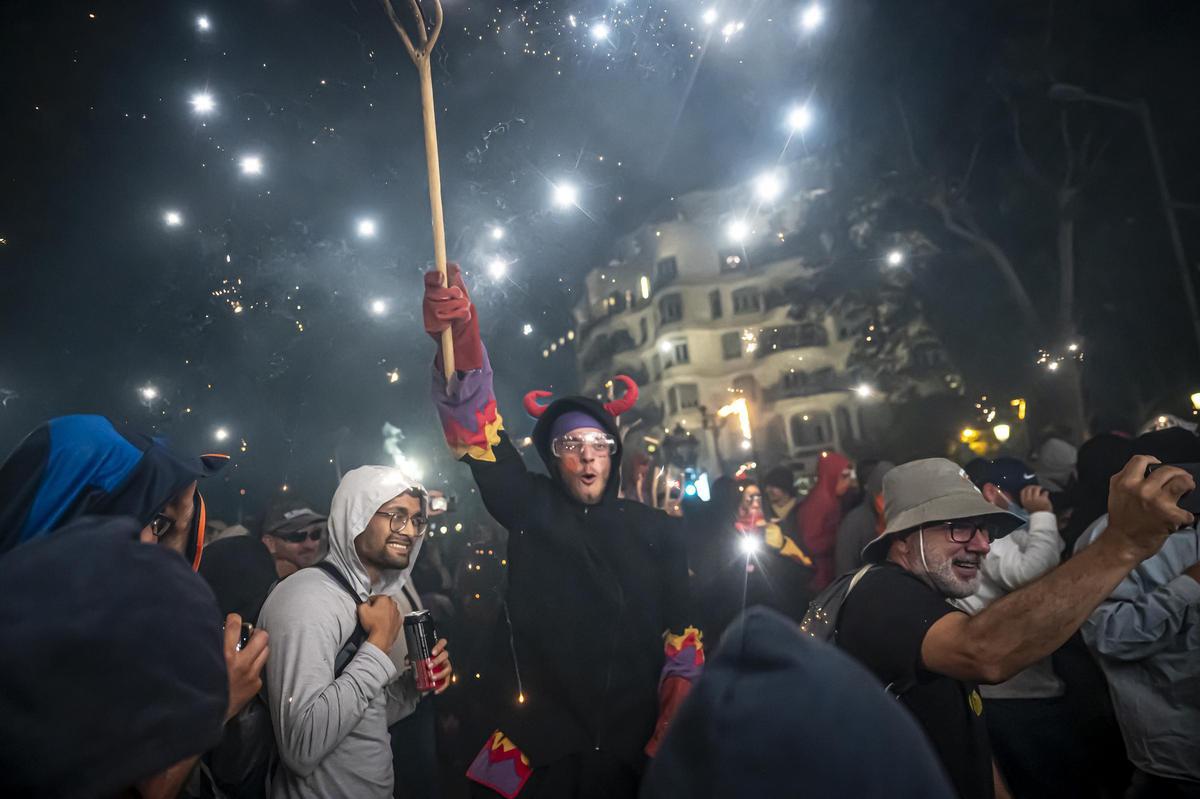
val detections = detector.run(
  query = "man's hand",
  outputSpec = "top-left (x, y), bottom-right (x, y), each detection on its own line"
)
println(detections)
top-left (223, 613), bottom-right (269, 723)
top-left (422, 263), bottom-right (483, 372)
top-left (1020, 485), bottom-right (1054, 515)
top-left (431, 638), bottom-right (454, 695)
top-left (358, 595), bottom-right (403, 653)
top-left (1105, 456), bottom-right (1194, 561)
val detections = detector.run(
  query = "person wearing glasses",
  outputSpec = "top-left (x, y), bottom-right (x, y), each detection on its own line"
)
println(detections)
top-left (834, 457), bottom-right (1195, 799)
top-left (424, 266), bottom-right (700, 799)
top-left (261, 504), bottom-right (329, 578)
top-left (258, 465), bottom-right (453, 799)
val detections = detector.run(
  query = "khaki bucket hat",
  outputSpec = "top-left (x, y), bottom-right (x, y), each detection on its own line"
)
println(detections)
top-left (861, 458), bottom-right (1024, 563)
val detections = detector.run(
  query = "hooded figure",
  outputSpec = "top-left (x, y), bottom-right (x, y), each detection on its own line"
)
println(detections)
top-left (258, 465), bottom-right (426, 799)
top-left (0, 516), bottom-right (228, 798)
top-left (425, 265), bottom-right (698, 799)
top-left (641, 607), bottom-right (955, 799)
top-left (0, 414), bottom-right (228, 570)
top-left (834, 461), bottom-right (894, 575)
top-left (797, 451), bottom-right (853, 591)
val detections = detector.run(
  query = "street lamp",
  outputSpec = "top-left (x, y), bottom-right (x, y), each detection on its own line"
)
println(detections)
top-left (1049, 83), bottom-right (1200, 355)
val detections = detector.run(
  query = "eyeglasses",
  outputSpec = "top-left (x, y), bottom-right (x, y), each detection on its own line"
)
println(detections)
top-left (921, 521), bottom-right (994, 543)
top-left (274, 528), bottom-right (324, 544)
top-left (551, 433), bottom-right (617, 457)
top-left (375, 510), bottom-right (428, 536)
top-left (149, 513), bottom-right (175, 539)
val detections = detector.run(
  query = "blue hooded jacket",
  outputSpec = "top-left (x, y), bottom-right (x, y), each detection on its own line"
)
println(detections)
top-left (0, 414), bottom-right (228, 569)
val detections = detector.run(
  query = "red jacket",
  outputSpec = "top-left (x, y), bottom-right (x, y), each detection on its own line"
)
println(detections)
top-left (798, 452), bottom-right (851, 591)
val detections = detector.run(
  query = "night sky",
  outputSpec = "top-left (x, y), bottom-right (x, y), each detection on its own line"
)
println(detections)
top-left (3, 0), bottom-right (1199, 520)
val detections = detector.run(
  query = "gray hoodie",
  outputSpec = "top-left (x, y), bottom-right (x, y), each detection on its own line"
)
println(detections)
top-left (259, 465), bottom-right (425, 799)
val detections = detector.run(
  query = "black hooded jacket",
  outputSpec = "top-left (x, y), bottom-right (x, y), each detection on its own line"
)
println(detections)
top-left (467, 395), bottom-right (691, 770)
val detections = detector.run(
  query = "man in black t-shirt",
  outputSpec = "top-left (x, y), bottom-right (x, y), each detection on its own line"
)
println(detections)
top-left (837, 457), bottom-right (1194, 799)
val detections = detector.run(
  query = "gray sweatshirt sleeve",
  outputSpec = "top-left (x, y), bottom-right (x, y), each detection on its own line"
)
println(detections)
top-left (259, 577), bottom-right (399, 777)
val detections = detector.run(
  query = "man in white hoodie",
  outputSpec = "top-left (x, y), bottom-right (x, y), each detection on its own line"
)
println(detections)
top-left (259, 466), bottom-right (452, 799)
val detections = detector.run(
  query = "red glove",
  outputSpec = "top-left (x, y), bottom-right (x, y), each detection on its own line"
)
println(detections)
top-left (423, 263), bottom-right (483, 373)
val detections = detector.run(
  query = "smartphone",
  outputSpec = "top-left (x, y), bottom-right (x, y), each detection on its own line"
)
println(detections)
top-left (237, 622), bottom-right (254, 651)
top-left (1146, 463), bottom-right (1200, 513)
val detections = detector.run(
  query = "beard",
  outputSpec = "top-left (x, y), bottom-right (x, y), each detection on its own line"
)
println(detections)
top-left (919, 538), bottom-right (981, 598)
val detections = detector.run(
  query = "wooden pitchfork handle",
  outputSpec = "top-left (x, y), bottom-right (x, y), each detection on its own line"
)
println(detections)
top-left (382, 0), bottom-right (455, 381)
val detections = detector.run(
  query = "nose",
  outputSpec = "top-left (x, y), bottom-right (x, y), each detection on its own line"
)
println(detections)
top-left (967, 528), bottom-right (991, 554)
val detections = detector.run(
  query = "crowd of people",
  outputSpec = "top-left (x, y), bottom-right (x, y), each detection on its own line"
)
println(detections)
top-left (0, 267), bottom-right (1197, 799)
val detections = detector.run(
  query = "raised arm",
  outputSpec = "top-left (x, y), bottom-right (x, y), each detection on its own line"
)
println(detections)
top-left (424, 264), bottom-right (541, 529)
top-left (921, 456), bottom-right (1194, 684)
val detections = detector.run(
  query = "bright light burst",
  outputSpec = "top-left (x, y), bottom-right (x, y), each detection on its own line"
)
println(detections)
top-left (787, 104), bottom-right (813, 133)
top-left (214, 427), bottom-right (230, 442)
top-left (487, 258), bottom-right (508, 280)
top-left (239, 155), bottom-right (264, 176)
top-left (754, 170), bottom-right (784, 202)
top-left (163, 210), bottom-right (183, 227)
top-left (590, 22), bottom-right (611, 41)
top-left (886, 249), bottom-right (905, 267)
top-left (369, 298), bottom-right (388, 316)
top-left (701, 8), bottom-right (718, 26)
top-left (139, 385), bottom-right (159, 402)
top-left (190, 92), bottom-right (215, 114)
top-left (721, 20), bottom-right (745, 40)
top-left (356, 218), bottom-right (377, 238)
top-left (727, 219), bottom-right (750, 242)
top-left (800, 3), bottom-right (825, 32)
top-left (490, 226), bottom-right (505, 241)
top-left (739, 535), bottom-right (760, 555)
top-left (552, 182), bottom-right (579, 208)
top-left (522, 323), bottom-right (534, 336)
top-left (196, 15), bottom-right (211, 32)
top-left (854, 383), bottom-right (875, 399)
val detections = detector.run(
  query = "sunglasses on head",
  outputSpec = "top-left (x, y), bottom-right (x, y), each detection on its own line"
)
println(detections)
top-left (273, 528), bottom-right (324, 544)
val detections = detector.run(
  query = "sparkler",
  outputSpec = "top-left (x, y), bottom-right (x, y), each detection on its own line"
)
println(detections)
top-left (239, 155), bottom-right (264, 176)
top-left (163, 210), bottom-right (183, 227)
top-left (552, 182), bottom-right (579, 208)
top-left (727, 219), bottom-right (749, 242)
top-left (139, 385), bottom-right (159, 402)
top-left (800, 4), bottom-right (825, 32)
top-left (885, 249), bottom-right (905, 266)
top-left (190, 92), bottom-right (215, 114)
top-left (754, 170), bottom-right (784, 202)
top-left (854, 383), bottom-right (875, 398)
top-left (356, 218), bottom-right (378, 238)
top-left (786, 104), bottom-right (812, 133)
top-left (522, 323), bottom-right (533, 336)
top-left (214, 427), bottom-right (230, 442)
top-left (590, 22), bottom-right (611, 42)
top-left (369, 298), bottom-right (388, 316)
top-left (196, 15), bottom-right (211, 32)
top-left (487, 258), bottom-right (508, 280)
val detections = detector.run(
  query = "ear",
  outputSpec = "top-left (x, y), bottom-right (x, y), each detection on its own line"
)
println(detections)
top-left (981, 483), bottom-right (1001, 504)
top-left (262, 535), bottom-right (278, 555)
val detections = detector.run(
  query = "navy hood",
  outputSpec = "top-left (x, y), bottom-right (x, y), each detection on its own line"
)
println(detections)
top-left (0, 516), bottom-right (228, 798)
top-left (531, 395), bottom-right (623, 503)
top-left (0, 414), bottom-right (228, 569)
top-left (642, 607), bottom-right (955, 799)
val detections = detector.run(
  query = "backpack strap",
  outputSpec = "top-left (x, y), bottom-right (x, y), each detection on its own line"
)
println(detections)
top-left (309, 562), bottom-right (369, 677)
top-left (843, 564), bottom-right (916, 698)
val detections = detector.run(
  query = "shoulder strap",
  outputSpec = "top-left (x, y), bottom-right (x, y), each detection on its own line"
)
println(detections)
top-left (400, 583), bottom-right (419, 610)
top-left (308, 562), bottom-right (369, 677)
top-left (311, 561), bottom-right (363, 605)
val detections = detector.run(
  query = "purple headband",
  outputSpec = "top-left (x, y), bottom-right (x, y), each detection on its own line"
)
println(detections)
top-left (550, 411), bottom-right (606, 443)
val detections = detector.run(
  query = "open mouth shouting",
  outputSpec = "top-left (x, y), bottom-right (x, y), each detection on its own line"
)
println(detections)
top-left (577, 471), bottom-right (600, 489)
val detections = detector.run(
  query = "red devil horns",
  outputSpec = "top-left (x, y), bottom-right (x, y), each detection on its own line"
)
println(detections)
top-left (603, 375), bottom-right (639, 417)
top-left (523, 390), bottom-right (554, 418)
top-left (522, 375), bottom-right (640, 419)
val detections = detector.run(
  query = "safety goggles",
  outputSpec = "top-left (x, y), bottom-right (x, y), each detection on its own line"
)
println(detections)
top-left (552, 433), bottom-right (617, 457)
